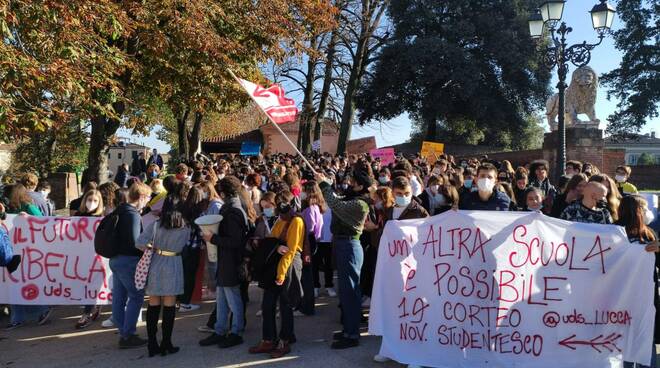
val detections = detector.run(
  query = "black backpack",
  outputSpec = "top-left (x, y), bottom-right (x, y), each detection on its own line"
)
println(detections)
top-left (94, 210), bottom-right (120, 258)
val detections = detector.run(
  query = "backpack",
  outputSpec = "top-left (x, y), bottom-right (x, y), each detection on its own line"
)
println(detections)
top-left (94, 210), bottom-right (120, 258)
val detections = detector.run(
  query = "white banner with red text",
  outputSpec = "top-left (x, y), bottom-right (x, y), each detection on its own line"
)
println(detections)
top-left (0, 215), bottom-right (112, 305)
top-left (369, 211), bottom-right (655, 368)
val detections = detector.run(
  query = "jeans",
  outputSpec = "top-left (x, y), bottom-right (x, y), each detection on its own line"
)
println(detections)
top-left (262, 286), bottom-right (294, 342)
top-left (10, 305), bottom-right (49, 324)
top-left (334, 237), bottom-right (364, 339)
top-left (313, 242), bottom-right (334, 288)
top-left (215, 286), bottom-right (244, 336)
top-left (109, 255), bottom-right (145, 339)
top-left (624, 343), bottom-right (657, 368)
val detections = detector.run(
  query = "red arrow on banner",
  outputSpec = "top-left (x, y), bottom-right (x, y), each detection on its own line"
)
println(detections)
top-left (558, 333), bottom-right (623, 353)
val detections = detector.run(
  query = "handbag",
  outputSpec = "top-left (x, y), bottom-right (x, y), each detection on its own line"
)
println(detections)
top-left (135, 224), bottom-right (158, 290)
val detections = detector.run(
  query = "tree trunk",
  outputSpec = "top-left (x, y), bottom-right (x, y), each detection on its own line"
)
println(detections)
top-left (188, 111), bottom-right (203, 159)
top-left (298, 37), bottom-right (318, 154)
top-left (177, 108), bottom-right (190, 160)
top-left (337, 36), bottom-right (369, 154)
top-left (88, 102), bottom-right (124, 184)
top-left (315, 29), bottom-right (339, 142)
top-left (425, 115), bottom-right (437, 141)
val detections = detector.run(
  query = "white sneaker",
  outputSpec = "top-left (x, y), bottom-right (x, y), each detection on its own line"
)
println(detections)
top-left (293, 310), bottom-right (306, 317)
top-left (179, 304), bottom-right (200, 312)
top-left (197, 325), bottom-right (215, 333)
top-left (326, 287), bottom-right (337, 297)
top-left (361, 297), bottom-right (371, 308)
top-left (373, 354), bottom-right (391, 363)
top-left (314, 288), bottom-right (320, 298)
top-left (101, 318), bottom-right (114, 328)
top-left (256, 310), bottom-right (263, 317)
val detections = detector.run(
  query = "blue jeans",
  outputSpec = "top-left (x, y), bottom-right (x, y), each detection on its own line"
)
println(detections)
top-left (10, 305), bottom-right (49, 324)
top-left (624, 343), bottom-right (657, 368)
top-left (334, 237), bottom-right (364, 339)
top-left (215, 286), bottom-right (244, 336)
top-left (109, 255), bottom-right (144, 339)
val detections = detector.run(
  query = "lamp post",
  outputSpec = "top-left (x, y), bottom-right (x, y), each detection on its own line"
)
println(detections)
top-left (529, 0), bottom-right (615, 179)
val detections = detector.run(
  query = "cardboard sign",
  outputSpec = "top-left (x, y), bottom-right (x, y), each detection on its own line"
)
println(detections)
top-left (369, 211), bottom-right (654, 368)
top-left (345, 136), bottom-right (377, 155)
top-left (240, 141), bottom-right (261, 156)
top-left (370, 148), bottom-right (396, 166)
top-left (420, 141), bottom-right (445, 161)
top-left (0, 215), bottom-right (112, 305)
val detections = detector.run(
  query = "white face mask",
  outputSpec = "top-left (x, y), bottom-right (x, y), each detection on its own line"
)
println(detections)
top-left (615, 175), bottom-right (626, 183)
top-left (644, 208), bottom-right (655, 225)
top-left (40, 190), bottom-right (50, 198)
top-left (202, 192), bottom-right (209, 200)
top-left (477, 178), bottom-right (495, 192)
top-left (300, 192), bottom-right (308, 201)
top-left (86, 199), bottom-right (99, 212)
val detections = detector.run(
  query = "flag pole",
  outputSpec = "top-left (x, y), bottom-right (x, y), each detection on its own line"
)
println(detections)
top-left (227, 69), bottom-right (317, 175)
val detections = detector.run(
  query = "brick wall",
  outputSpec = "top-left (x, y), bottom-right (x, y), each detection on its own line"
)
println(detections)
top-left (630, 165), bottom-right (660, 190)
top-left (602, 148), bottom-right (626, 177)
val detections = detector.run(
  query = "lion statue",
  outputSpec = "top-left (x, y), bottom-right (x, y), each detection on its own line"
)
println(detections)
top-left (546, 66), bottom-right (599, 130)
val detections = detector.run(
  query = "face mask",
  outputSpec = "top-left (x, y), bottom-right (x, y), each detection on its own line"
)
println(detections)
top-left (432, 168), bottom-right (442, 175)
top-left (341, 184), bottom-right (349, 190)
top-left (644, 209), bottom-right (655, 225)
top-left (395, 195), bottom-right (411, 207)
top-left (461, 162), bottom-right (468, 168)
top-left (529, 203), bottom-right (543, 211)
top-left (86, 200), bottom-right (98, 212)
top-left (464, 179), bottom-right (473, 189)
top-left (375, 201), bottom-right (384, 210)
top-left (151, 171), bottom-right (158, 178)
top-left (263, 207), bottom-right (275, 218)
top-left (379, 176), bottom-right (389, 185)
top-left (615, 175), bottom-right (626, 183)
top-left (217, 174), bottom-right (225, 180)
top-left (477, 178), bottom-right (495, 192)
top-left (430, 185), bottom-right (440, 193)
top-left (300, 192), bottom-right (308, 201)
top-left (565, 173), bottom-right (574, 179)
top-left (40, 190), bottom-right (49, 198)
top-left (202, 192), bottom-right (209, 200)
top-left (278, 203), bottom-right (292, 215)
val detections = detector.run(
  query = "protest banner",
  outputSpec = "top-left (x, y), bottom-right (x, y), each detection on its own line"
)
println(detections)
top-left (312, 140), bottom-right (321, 152)
top-left (420, 141), bottom-right (445, 161)
top-left (345, 136), bottom-right (377, 155)
top-left (370, 147), bottom-right (395, 166)
top-left (369, 211), bottom-right (654, 368)
top-left (0, 215), bottom-right (112, 305)
top-left (240, 141), bottom-right (261, 156)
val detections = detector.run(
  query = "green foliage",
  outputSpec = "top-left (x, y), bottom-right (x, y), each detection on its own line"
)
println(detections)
top-left (12, 123), bottom-right (89, 176)
top-left (355, 0), bottom-right (551, 144)
top-left (638, 152), bottom-right (656, 166)
top-left (601, 0), bottom-right (660, 136)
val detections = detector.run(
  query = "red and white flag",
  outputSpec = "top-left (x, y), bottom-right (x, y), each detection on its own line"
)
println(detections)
top-left (237, 78), bottom-right (299, 124)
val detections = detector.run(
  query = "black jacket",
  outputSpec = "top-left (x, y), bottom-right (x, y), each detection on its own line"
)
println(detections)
top-left (210, 197), bottom-right (248, 287)
top-left (131, 158), bottom-right (147, 176)
top-left (114, 203), bottom-right (143, 257)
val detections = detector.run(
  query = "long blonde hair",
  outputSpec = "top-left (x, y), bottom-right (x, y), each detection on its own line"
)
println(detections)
top-left (79, 189), bottom-right (105, 216)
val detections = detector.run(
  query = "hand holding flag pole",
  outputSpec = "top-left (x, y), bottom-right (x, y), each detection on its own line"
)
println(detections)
top-left (227, 69), bottom-right (317, 175)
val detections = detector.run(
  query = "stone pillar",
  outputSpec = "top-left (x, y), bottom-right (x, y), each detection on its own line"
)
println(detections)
top-left (47, 172), bottom-right (80, 210)
top-left (543, 127), bottom-right (604, 179)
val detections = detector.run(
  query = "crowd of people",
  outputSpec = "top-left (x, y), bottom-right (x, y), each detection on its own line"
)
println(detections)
top-left (0, 150), bottom-right (658, 367)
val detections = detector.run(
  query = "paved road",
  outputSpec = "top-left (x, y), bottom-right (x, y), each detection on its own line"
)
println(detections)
top-left (1, 286), bottom-right (403, 368)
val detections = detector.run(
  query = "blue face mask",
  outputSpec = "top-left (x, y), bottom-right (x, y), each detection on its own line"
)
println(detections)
top-left (395, 195), bottom-right (411, 207)
top-left (263, 207), bottom-right (275, 218)
top-left (151, 171), bottom-right (158, 178)
top-left (464, 179), bottom-right (473, 188)
top-left (379, 176), bottom-right (389, 185)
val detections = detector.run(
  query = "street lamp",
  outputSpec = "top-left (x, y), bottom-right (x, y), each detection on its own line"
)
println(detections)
top-left (528, 0), bottom-right (615, 181)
